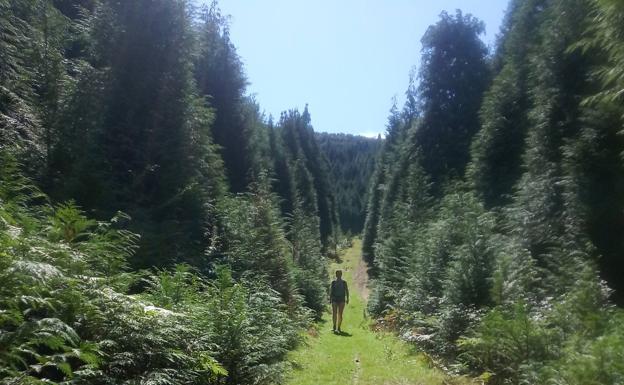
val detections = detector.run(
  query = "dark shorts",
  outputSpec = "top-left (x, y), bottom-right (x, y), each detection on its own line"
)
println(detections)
top-left (331, 297), bottom-right (345, 304)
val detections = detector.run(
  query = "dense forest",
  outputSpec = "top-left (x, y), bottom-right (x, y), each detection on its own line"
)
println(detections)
top-left (363, 0), bottom-right (624, 383)
top-left (2, 0), bottom-right (624, 384)
top-left (316, 133), bottom-right (381, 235)
top-left (1, 0), bottom-right (339, 383)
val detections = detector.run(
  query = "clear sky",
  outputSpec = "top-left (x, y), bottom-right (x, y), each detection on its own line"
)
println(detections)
top-left (210, 0), bottom-right (509, 137)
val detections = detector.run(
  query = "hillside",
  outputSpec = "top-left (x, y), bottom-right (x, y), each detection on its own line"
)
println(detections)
top-left (316, 133), bottom-right (382, 234)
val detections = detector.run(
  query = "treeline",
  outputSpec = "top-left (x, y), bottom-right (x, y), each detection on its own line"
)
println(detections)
top-left (316, 132), bottom-right (382, 234)
top-left (0, 0), bottom-right (340, 383)
top-left (364, 1), bottom-right (624, 384)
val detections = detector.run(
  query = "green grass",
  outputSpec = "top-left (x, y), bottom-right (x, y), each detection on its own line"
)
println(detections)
top-left (285, 239), bottom-right (475, 385)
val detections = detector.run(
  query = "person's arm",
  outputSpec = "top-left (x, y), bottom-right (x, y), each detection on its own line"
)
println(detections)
top-left (345, 281), bottom-right (349, 304)
top-left (329, 281), bottom-right (333, 303)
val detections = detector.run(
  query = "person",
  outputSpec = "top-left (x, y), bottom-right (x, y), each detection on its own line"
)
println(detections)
top-left (329, 269), bottom-right (349, 333)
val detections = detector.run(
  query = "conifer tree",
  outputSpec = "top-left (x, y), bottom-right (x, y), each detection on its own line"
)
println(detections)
top-left (195, 2), bottom-right (250, 193)
top-left (363, 2), bottom-right (624, 381)
top-left (219, 174), bottom-right (296, 302)
top-left (315, 132), bottom-right (381, 234)
top-left (468, 0), bottom-right (546, 207)
top-left (414, 10), bottom-right (490, 190)
top-left (362, 104), bottom-right (406, 263)
top-left (276, 108), bottom-right (340, 254)
top-left (90, 0), bottom-right (226, 267)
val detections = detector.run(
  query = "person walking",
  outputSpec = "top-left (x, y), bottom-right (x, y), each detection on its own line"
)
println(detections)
top-left (330, 270), bottom-right (349, 333)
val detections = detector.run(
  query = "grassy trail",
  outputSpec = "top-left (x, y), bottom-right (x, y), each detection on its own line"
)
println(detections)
top-left (285, 239), bottom-right (474, 385)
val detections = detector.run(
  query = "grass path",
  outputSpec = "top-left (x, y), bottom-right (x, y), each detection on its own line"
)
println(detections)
top-left (285, 239), bottom-right (474, 385)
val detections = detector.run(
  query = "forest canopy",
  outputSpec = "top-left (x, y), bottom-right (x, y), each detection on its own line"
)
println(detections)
top-left (363, 2), bottom-right (624, 384)
top-left (2, 0), bottom-right (624, 384)
top-left (316, 132), bottom-right (382, 235)
top-left (1, 0), bottom-right (338, 383)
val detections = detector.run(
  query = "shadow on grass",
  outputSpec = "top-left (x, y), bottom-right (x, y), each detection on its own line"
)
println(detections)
top-left (333, 331), bottom-right (353, 337)
top-left (332, 254), bottom-right (344, 264)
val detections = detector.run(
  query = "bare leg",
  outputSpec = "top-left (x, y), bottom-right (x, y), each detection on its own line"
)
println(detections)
top-left (336, 302), bottom-right (346, 331)
top-left (331, 302), bottom-right (338, 330)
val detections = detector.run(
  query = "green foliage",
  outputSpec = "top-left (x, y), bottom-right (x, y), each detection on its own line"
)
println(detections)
top-left (552, 313), bottom-right (624, 385)
top-left (217, 175), bottom-right (328, 318)
top-left (362, 103), bottom-right (409, 263)
top-left (315, 132), bottom-right (382, 234)
top-left (415, 10), bottom-right (490, 189)
top-left (568, 0), bottom-right (624, 299)
top-left (289, 203), bottom-right (328, 316)
top-left (458, 275), bottom-right (623, 385)
top-left (2, 155), bottom-right (220, 384)
top-left (361, 161), bottom-right (385, 263)
top-left (468, 0), bottom-right (545, 207)
top-left (146, 264), bottom-right (200, 309)
top-left (0, 150), bottom-right (312, 385)
top-left (370, 191), bottom-right (497, 355)
top-left (203, 268), bottom-right (305, 385)
top-left (1, 1), bottom-right (338, 382)
top-left (218, 176), bottom-right (296, 302)
top-left (142, 265), bottom-right (307, 385)
top-left (275, 108), bottom-right (340, 254)
top-left (458, 303), bottom-right (556, 384)
top-left (47, 201), bottom-right (96, 243)
top-left (363, 7), bottom-right (491, 260)
top-left (576, 0), bottom-right (624, 109)
top-left (0, 1), bottom-right (48, 174)
top-left (0, 1), bottom-right (348, 384)
top-left (195, 1), bottom-right (250, 193)
top-left (365, 1), bottom-right (624, 383)
top-left (4, 0), bottom-right (624, 384)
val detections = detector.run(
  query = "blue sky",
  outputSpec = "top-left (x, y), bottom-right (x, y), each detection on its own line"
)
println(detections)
top-left (211, 0), bottom-right (509, 137)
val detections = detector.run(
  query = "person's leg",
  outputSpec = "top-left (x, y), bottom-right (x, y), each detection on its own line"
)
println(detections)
top-left (336, 302), bottom-right (346, 331)
top-left (331, 302), bottom-right (338, 331)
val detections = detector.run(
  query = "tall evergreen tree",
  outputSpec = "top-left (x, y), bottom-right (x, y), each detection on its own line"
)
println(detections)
top-left (316, 132), bottom-right (382, 234)
top-left (275, 108), bottom-right (340, 254)
top-left (414, 10), bottom-right (490, 190)
top-left (362, 103), bottom-right (407, 263)
top-left (468, 0), bottom-right (546, 207)
top-left (510, 0), bottom-right (593, 280)
top-left (572, 0), bottom-right (624, 300)
top-left (81, 0), bottom-right (227, 267)
top-left (195, 2), bottom-right (250, 193)
top-left (364, 1), bottom-right (624, 382)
